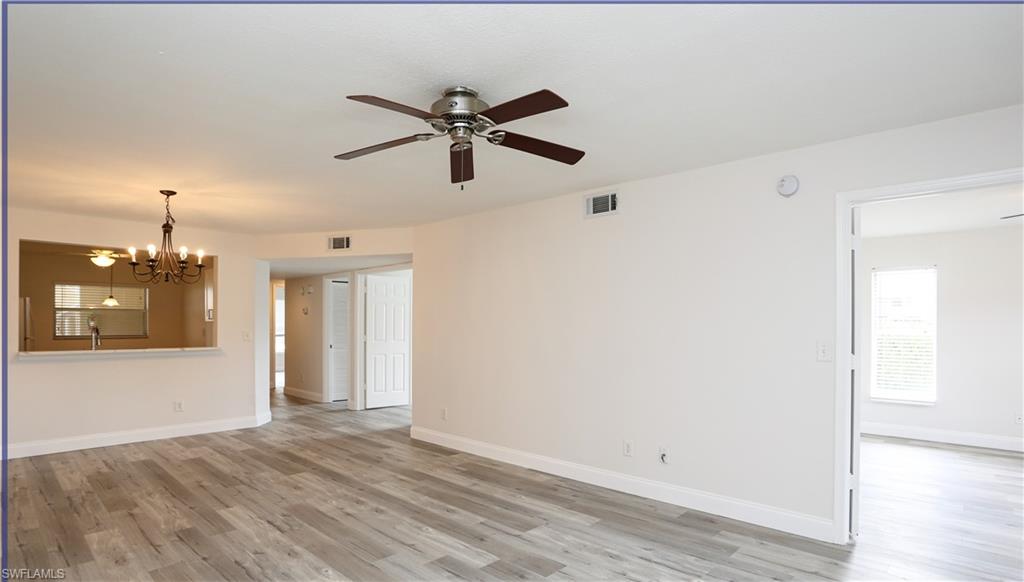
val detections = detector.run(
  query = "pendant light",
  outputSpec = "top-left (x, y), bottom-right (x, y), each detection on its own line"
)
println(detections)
top-left (102, 265), bottom-right (119, 307)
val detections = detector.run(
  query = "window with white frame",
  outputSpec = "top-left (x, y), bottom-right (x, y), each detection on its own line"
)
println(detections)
top-left (870, 267), bottom-right (937, 403)
top-left (54, 283), bottom-right (149, 338)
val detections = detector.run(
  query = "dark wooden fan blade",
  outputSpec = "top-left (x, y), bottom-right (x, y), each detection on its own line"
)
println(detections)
top-left (493, 131), bottom-right (585, 165)
top-left (347, 95), bottom-right (434, 120)
top-left (478, 90), bottom-right (568, 125)
top-left (450, 145), bottom-right (475, 183)
top-left (334, 135), bottom-right (421, 160)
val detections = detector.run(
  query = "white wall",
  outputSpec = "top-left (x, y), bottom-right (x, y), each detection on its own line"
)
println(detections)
top-left (254, 226), bottom-right (415, 259)
top-left (8, 208), bottom-right (271, 457)
top-left (283, 275), bottom-right (327, 402)
top-left (410, 105), bottom-right (1024, 542)
top-left (858, 226), bottom-right (1023, 451)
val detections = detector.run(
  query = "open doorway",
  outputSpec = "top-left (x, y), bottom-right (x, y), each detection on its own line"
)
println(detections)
top-left (273, 281), bottom-right (285, 391)
top-left (267, 254), bottom-right (412, 408)
top-left (834, 170), bottom-right (1023, 568)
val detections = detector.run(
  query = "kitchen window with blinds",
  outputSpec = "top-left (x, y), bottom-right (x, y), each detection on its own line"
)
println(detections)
top-left (54, 283), bottom-right (149, 338)
top-left (869, 267), bottom-right (937, 403)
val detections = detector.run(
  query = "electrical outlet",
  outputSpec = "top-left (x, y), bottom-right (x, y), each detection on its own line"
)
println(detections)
top-left (623, 440), bottom-right (633, 457)
top-left (442, 407), bottom-right (448, 421)
top-left (658, 446), bottom-right (669, 464)
top-left (1015, 416), bottom-right (1022, 425)
top-left (173, 401), bottom-right (184, 413)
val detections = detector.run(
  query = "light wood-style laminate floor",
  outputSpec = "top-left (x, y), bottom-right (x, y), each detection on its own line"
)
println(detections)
top-left (8, 393), bottom-right (1022, 581)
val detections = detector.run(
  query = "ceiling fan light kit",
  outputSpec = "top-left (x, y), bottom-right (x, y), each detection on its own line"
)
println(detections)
top-left (90, 250), bottom-right (118, 267)
top-left (336, 86), bottom-right (585, 185)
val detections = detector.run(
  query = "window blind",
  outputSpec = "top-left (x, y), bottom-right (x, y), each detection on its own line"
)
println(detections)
top-left (54, 283), bottom-right (148, 338)
top-left (870, 268), bottom-right (937, 403)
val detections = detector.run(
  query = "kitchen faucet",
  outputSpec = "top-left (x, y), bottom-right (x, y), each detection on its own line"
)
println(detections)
top-left (89, 321), bottom-right (101, 351)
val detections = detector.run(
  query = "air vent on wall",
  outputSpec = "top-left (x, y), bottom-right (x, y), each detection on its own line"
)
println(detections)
top-left (328, 236), bottom-right (351, 250)
top-left (586, 192), bottom-right (618, 217)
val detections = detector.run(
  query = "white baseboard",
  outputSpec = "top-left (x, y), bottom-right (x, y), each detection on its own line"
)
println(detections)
top-left (256, 410), bottom-right (273, 426)
top-left (861, 421), bottom-right (1023, 452)
top-left (10, 414), bottom-right (269, 459)
top-left (410, 426), bottom-right (836, 543)
top-left (284, 386), bottom-right (325, 403)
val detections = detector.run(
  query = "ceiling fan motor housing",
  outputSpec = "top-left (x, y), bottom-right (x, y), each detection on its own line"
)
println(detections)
top-left (429, 86), bottom-right (493, 141)
top-left (430, 86), bottom-right (489, 117)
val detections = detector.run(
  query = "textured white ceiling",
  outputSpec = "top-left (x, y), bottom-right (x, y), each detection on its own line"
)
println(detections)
top-left (860, 182), bottom-right (1024, 238)
top-left (9, 4), bottom-right (1023, 233)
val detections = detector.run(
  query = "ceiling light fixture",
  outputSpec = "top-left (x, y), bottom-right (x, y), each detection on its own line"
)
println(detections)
top-left (127, 190), bottom-right (205, 284)
top-left (102, 266), bottom-right (120, 307)
top-left (90, 251), bottom-right (116, 268)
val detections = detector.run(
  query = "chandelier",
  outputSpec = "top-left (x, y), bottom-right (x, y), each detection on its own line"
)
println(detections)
top-left (127, 190), bottom-right (205, 284)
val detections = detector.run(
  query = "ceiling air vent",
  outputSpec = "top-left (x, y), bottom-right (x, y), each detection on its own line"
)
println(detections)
top-left (586, 192), bottom-right (618, 217)
top-left (328, 236), bottom-right (351, 250)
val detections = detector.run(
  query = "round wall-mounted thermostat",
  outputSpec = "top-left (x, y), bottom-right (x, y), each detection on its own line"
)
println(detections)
top-left (777, 175), bottom-right (800, 197)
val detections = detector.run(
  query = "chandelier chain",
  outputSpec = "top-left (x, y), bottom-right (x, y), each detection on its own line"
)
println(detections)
top-left (164, 194), bottom-right (176, 225)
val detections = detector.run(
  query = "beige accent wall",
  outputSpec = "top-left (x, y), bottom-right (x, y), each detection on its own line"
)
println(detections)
top-left (283, 275), bottom-right (325, 402)
top-left (183, 256), bottom-right (218, 348)
top-left (19, 241), bottom-right (213, 351)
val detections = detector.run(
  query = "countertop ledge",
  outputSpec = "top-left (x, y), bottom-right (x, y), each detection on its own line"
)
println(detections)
top-left (16, 347), bottom-right (223, 360)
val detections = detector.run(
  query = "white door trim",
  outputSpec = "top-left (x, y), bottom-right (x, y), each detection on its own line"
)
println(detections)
top-left (832, 167), bottom-right (1023, 545)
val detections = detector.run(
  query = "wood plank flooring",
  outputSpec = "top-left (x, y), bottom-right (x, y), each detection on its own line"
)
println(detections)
top-left (8, 393), bottom-right (1022, 581)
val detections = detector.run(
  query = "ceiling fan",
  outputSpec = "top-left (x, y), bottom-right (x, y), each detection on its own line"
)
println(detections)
top-left (334, 86), bottom-right (585, 184)
top-left (62, 249), bottom-right (126, 267)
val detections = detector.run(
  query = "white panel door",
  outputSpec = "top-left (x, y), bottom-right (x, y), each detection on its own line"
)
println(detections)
top-left (330, 281), bottom-right (350, 401)
top-left (364, 274), bottom-right (411, 409)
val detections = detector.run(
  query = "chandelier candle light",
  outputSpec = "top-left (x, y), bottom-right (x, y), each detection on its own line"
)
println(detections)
top-left (127, 190), bottom-right (205, 284)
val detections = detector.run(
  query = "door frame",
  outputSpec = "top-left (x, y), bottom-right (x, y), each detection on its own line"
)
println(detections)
top-left (270, 280), bottom-right (285, 391)
top-left (831, 167), bottom-right (1022, 544)
top-left (351, 262), bottom-right (414, 411)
